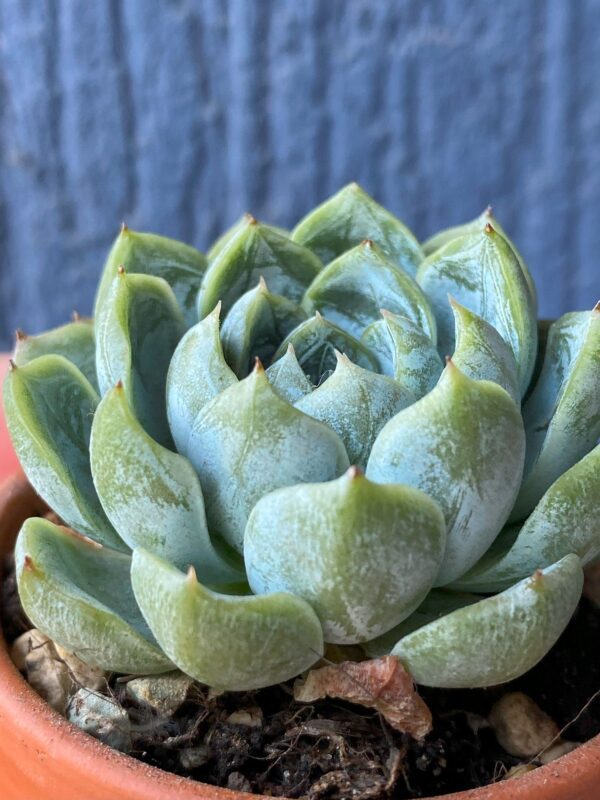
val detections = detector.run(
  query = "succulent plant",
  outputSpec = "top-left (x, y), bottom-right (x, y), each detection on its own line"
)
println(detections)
top-left (5, 183), bottom-right (599, 693)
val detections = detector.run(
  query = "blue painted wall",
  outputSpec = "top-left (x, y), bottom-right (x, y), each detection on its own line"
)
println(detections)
top-left (1, 0), bottom-right (599, 347)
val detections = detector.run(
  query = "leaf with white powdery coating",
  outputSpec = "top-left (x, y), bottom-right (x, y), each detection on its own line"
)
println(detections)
top-left (393, 555), bottom-right (583, 688)
top-left (244, 468), bottom-right (445, 644)
top-left (15, 518), bottom-right (171, 674)
top-left (14, 318), bottom-right (98, 391)
top-left (417, 225), bottom-right (537, 396)
top-left (186, 361), bottom-right (350, 552)
top-left (131, 548), bottom-right (324, 691)
top-left (266, 345), bottom-right (313, 404)
top-left (3, 355), bottom-right (123, 549)
top-left (292, 183), bottom-right (423, 277)
top-left (367, 362), bottom-right (525, 586)
top-left (95, 270), bottom-right (186, 449)
top-left (90, 385), bottom-right (243, 584)
top-left (295, 352), bottom-right (414, 470)
top-left (302, 239), bottom-right (436, 341)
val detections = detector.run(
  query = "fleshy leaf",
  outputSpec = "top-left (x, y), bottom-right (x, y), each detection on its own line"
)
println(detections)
top-left (292, 183), bottom-right (423, 277)
top-left (295, 352), bottom-right (414, 469)
top-left (363, 589), bottom-right (480, 658)
top-left (273, 313), bottom-right (378, 385)
top-left (95, 226), bottom-right (206, 328)
top-left (416, 225), bottom-right (537, 396)
top-left (393, 555), bottom-right (583, 688)
top-left (220, 278), bottom-right (307, 378)
top-left (450, 298), bottom-right (520, 404)
top-left (455, 444), bottom-right (600, 593)
top-left (244, 468), bottom-right (445, 644)
top-left (266, 345), bottom-right (313, 403)
top-left (302, 240), bottom-right (436, 340)
top-left (197, 216), bottom-right (322, 319)
top-left (15, 518), bottom-right (171, 674)
top-left (3, 356), bottom-right (122, 549)
top-left (95, 270), bottom-right (186, 449)
top-left (207, 213), bottom-right (289, 263)
top-left (90, 385), bottom-right (244, 584)
top-left (14, 318), bottom-right (98, 390)
top-left (421, 206), bottom-right (537, 307)
top-left (166, 303), bottom-right (237, 457)
top-left (131, 548), bottom-right (324, 691)
top-left (361, 311), bottom-right (443, 400)
top-left (367, 362), bottom-right (525, 585)
top-left (186, 362), bottom-right (350, 552)
top-left (511, 307), bottom-right (600, 520)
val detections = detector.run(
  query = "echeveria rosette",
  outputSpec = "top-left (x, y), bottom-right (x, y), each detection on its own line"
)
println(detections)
top-left (4, 184), bottom-right (598, 695)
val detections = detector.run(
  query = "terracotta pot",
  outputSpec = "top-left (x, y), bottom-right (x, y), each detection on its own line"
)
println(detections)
top-left (0, 364), bottom-right (599, 799)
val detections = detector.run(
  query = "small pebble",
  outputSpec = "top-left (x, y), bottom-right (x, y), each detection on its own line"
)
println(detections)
top-left (539, 740), bottom-right (580, 764)
top-left (489, 692), bottom-right (559, 757)
top-left (179, 745), bottom-right (209, 770)
top-left (227, 771), bottom-right (252, 792)
top-left (67, 688), bottom-right (131, 752)
top-left (226, 707), bottom-right (263, 728)
top-left (505, 764), bottom-right (537, 780)
top-left (126, 671), bottom-right (194, 715)
top-left (11, 630), bottom-right (70, 713)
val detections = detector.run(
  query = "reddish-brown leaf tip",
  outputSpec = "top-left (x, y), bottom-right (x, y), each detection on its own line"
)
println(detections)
top-left (253, 356), bottom-right (265, 373)
top-left (23, 555), bottom-right (35, 572)
top-left (117, 264), bottom-right (126, 276)
top-left (361, 239), bottom-right (374, 248)
top-left (484, 222), bottom-right (496, 235)
top-left (244, 213), bottom-right (257, 225)
top-left (15, 329), bottom-right (27, 342)
top-left (8, 358), bottom-right (17, 371)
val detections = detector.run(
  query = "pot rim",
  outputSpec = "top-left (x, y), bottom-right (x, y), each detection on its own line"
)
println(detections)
top-left (0, 469), bottom-right (599, 800)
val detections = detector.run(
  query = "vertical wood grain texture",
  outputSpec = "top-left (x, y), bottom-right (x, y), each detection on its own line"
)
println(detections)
top-left (1, 0), bottom-right (599, 346)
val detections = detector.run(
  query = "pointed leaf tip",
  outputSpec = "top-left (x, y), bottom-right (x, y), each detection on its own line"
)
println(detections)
top-left (484, 222), bottom-right (495, 235)
top-left (8, 359), bottom-right (16, 371)
top-left (15, 329), bottom-right (27, 342)
top-left (71, 310), bottom-right (81, 322)
top-left (120, 221), bottom-right (128, 234)
top-left (484, 205), bottom-right (493, 217)
top-left (253, 356), bottom-right (265, 373)
top-left (257, 275), bottom-right (268, 292)
top-left (593, 300), bottom-right (600, 313)
top-left (346, 465), bottom-right (363, 479)
top-left (117, 264), bottom-right (126, 276)
top-left (186, 565), bottom-right (197, 584)
top-left (244, 212), bottom-right (257, 225)
top-left (23, 554), bottom-right (35, 572)
top-left (361, 238), bottom-right (374, 248)
top-left (115, 379), bottom-right (124, 390)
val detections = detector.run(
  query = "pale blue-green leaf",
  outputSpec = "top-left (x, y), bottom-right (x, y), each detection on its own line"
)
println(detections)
top-left (220, 278), bottom-right (307, 378)
top-left (14, 318), bottom-right (98, 391)
top-left (266, 345), bottom-right (313, 403)
top-left (15, 518), bottom-right (171, 674)
top-left (3, 356), bottom-right (122, 549)
top-left (512, 307), bottom-right (600, 520)
top-left (393, 555), bottom-right (583, 688)
top-left (166, 303), bottom-right (237, 457)
top-left (295, 352), bottom-right (414, 470)
top-left (90, 385), bottom-right (244, 584)
top-left (302, 240), bottom-right (436, 341)
top-left (244, 468), bottom-right (445, 644)
top-left (291, 182), bottom-right (423, 277)
top-left (416, 226), bottom-right (537, 396)
top-left (131, 548), bottom-right (323, 691)
top-left (361, 311), bottom-right (443, 400)
top-left (95, 270), bottom-right (186, 449)
top-left (186, 362), bottom-right (349, 552)
top-left (273, 313), bottom-right (379, 385)
top-left (197, 216), bottom-right (323, 319)
top-left (450, 298), bottom-right (520, 404)
top-left (367, 362), bottom-right (525, 585)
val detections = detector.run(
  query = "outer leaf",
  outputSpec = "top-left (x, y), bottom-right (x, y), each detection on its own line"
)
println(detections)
top-left (95, 270), bottom-right (186, 449)
top-left (361, 311), bottom-right (443, 400)
top-left (512, 307), bottom-right (600, 520)
top-left (421, 206), bottom-right (537, 307)
top-left (416, 225), bottom-right (537, 396)
top-left (273, 313), bottom-right (378, 385)
top-left (302, 240), bottom-right (436, 340)
top-left (15, 518), bottom-right (171, 674)
top-left (450, 298), bottom-right (520, 404)
top-left (166, 303), bottom-right (237, 457)
top-left (220, 278), bottom-right (307, 378)
top-left (186, 362), bottom-right (350, 552)
top-left (295, 352), bottom-right (414, 469)
top-left (363, 590), bottom-right (480, 658)
top-left (266, 345), bottom-right (313, 403)
top-left (197, 216), bottom-right (322, 318)
top-left (393, 555), bottom-right (583, 688)
top-left (455, 444), bottom-right (600, 593)
top-left (3, 356), bottom-right (122, 549)
top-left (131, 548), bottom-right (324, 691)
top-left (207, 213), bottom-right (289, 262)
top-left (244, 468), bottom-right (445, 644)
top-left (14, 319), bottom-right (98, 390)
top-left (367, 362), bottom-right (525, 585)
top-left (292, 183), bottom-right (423, 277)
top-left (94, 226), bottom-right (206, 328)
top-left (90, 385), bottom-right (243, 584)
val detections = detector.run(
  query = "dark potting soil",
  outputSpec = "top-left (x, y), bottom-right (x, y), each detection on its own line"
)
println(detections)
top-left (2, 552), bottom-right (599, 799)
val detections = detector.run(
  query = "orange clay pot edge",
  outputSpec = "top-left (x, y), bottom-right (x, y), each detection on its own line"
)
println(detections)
top-left (0, 470), bottom-right (599, 800)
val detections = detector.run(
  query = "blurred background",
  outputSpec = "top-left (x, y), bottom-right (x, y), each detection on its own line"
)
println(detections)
top-left (0, 0), bottom-right (598, 348)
